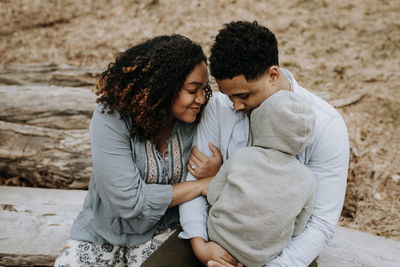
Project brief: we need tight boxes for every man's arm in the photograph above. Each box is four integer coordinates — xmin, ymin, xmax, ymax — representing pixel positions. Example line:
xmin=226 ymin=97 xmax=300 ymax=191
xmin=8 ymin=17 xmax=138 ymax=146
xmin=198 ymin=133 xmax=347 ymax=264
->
xmin=266 ymin=116 xmax=349 ymax=267
xmin=179 ymin=96 xmax=221 ymax=241
xmin=179 ymin=95 xmax=242 ymax=267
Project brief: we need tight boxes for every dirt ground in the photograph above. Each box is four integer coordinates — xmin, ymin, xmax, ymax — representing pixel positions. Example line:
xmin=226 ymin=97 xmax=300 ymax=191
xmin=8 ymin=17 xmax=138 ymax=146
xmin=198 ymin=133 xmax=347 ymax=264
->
xmin=1 ymin=0 xmax=399 ymax=241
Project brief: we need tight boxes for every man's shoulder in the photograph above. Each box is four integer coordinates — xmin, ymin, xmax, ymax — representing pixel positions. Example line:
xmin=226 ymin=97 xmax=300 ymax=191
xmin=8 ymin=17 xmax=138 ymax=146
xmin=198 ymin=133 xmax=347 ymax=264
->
xmin=282 ymin=68 xmax=342 ymax=122
xmin=201 ymin=92 xmax=239 ymax=123
xmin=286 ymin=69 xmax=348 ymax=160
xmin=207 ymin=92 xmax=233 ymax=110
xmin=292 ymin=85 xmax=344 ymax=134
xmin=309 ymin=91 xmax=341 ymax=120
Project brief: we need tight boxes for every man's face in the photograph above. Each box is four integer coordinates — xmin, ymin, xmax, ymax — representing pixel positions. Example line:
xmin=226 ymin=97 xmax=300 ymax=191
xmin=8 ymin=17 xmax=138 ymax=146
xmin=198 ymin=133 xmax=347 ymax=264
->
xmin=216 ymin=73 xmax=273 ymax=114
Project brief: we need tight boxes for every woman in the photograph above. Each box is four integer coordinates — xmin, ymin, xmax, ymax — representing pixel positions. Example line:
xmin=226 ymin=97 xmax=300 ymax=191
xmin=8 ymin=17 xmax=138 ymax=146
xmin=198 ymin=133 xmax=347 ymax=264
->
xmin=55 ymin=35 xmax=212 ymax=266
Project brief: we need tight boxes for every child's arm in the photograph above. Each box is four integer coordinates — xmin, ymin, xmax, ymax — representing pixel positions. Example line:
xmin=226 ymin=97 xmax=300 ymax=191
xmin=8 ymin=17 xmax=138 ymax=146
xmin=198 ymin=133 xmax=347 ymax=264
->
xmin=206 ymin=158 xmax=232 ymax=205
xmin=294 ymin=174 xmax=316 ymax=236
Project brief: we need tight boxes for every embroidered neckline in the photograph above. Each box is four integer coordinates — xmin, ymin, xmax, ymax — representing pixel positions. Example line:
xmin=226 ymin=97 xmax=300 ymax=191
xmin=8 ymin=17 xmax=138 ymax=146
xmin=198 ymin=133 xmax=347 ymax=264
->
xmin=144 ymin=131 xmax=183 ymax=184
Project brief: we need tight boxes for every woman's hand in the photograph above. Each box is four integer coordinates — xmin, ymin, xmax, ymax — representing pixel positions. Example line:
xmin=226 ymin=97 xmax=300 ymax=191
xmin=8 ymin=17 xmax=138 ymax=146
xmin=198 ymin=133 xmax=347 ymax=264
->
xmin=188 ymin=143 xmax=222 ymax=178
xmin=199 ymin=176 xmax=213 ymax=196
xmin=169 ymin=177 xmax=211 ymax=207
xmin=190 ymin=238 xmax=243 ymax=267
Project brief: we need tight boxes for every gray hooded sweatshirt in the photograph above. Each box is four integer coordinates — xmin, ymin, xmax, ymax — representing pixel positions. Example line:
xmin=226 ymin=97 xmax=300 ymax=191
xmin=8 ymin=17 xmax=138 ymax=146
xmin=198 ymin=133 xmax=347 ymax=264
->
xmin=207 ymin=90 xmax=316 ymax=267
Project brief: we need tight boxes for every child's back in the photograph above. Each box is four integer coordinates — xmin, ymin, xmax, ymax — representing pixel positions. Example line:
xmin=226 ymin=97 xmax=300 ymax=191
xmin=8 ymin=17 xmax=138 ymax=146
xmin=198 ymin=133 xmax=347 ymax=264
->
xmin=207 ymin=90 xmax=316 ymax=267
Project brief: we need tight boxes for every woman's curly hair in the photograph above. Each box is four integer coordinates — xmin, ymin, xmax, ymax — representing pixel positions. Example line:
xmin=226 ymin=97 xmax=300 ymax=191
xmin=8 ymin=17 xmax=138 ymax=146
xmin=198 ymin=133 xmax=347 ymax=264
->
xmin=210 ymin=21 xmax=279 ymax=81
xmin=95 ymin=35 xmax=212 ymax=141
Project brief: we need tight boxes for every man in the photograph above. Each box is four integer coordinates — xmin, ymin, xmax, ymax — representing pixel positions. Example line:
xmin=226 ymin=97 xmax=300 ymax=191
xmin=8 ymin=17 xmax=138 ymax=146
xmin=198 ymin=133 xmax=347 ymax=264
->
xmin=179 ymin=21 xmax=349 ymax=267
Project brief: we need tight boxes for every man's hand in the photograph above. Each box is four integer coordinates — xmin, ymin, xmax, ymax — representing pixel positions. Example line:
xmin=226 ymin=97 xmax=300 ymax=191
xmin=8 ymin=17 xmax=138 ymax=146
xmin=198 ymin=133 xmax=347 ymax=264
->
xmin=207 ymin=260 xmax=243 ymax=267
xmin=188 ymin=143 xmax=222 ymax=178
xmin=190 ymin=238 xmax=243 ymax=267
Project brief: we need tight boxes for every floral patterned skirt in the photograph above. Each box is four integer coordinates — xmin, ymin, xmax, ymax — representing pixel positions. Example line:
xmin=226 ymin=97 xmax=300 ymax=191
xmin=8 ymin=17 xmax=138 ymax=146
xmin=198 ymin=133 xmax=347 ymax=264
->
xmin=54 ymin=229 xmax=175 ymax=267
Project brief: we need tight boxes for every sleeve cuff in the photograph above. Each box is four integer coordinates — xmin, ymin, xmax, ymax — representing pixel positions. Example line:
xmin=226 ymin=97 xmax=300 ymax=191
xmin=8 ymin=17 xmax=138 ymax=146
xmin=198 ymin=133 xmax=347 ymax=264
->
xmin=143 ymin=183 xmax=173 ymax=220
xmin=117 ymin=184 xmax=173 ymax=235
xmin=178 ymin=220 xmax=208 ymax=241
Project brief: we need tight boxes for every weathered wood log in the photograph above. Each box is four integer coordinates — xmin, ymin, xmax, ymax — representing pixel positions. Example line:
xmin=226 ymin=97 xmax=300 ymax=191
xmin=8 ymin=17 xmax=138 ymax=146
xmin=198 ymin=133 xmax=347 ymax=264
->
xmin=0 ymin=83 xmax=97 ymax=189
xmin=0 ymin=120 xmax=92 ymax=189
xmin=330 ymin=93 xmax=366 ymax=108
xmin=0 ymin=63 xmax=102 ymax=87
xmin=0 ymin=84 xmax=96 ymax=129
xmin=0 ymin=186 xmax=87 ymax=266
xmin=2 ymin=186 xmax=400 ymax=266
xmin=0 ymin=63 xmax=357 ymax=189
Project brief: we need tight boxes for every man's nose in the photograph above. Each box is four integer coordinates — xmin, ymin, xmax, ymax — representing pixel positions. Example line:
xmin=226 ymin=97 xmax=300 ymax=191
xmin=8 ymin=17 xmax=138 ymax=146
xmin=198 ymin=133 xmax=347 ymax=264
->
xmin=233 ymin=101 xmax=245 ymax=111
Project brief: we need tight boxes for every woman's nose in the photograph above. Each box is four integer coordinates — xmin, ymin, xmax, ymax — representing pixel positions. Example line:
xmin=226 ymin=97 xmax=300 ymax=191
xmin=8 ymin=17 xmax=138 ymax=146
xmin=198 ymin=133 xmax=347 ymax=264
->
xmin=195 ymin=90 xmax=206 ymax=104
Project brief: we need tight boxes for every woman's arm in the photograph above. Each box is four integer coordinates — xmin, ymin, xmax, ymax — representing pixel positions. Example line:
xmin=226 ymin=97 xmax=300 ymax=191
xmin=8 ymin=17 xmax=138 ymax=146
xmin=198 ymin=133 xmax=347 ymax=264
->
xmin=169 ymin=177 xmax=212 ymax=207
xmin=90 ymin=107 xmax=172 ymax=235
xmin=90 ymin=106 xmax=209 ymax=235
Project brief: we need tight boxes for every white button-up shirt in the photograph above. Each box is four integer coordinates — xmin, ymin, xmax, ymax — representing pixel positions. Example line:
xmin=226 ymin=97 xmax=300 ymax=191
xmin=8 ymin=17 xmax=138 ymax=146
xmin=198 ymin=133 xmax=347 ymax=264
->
xmin=179 ymin=69 xmax=349 ymax=267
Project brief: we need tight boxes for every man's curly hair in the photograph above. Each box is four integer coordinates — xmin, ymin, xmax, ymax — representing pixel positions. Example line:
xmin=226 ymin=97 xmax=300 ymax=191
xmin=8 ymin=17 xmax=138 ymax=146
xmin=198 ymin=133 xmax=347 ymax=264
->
xmin=95 ymin=35 xmax=212 ymax=141
xmin=209 ymin=21 xmax=279 ymax=81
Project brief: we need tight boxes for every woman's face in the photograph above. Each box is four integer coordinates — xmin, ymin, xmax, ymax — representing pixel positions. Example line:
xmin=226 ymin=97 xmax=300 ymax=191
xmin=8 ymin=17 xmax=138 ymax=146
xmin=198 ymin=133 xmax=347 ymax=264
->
xmin=172 ymin=62 xmax=209 ymax=123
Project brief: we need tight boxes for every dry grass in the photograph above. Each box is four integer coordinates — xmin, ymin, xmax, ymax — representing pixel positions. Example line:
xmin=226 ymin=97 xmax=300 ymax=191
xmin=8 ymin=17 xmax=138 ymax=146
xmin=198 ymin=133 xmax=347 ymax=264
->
xmin=1 ymin=0 xmax=399 ymax=240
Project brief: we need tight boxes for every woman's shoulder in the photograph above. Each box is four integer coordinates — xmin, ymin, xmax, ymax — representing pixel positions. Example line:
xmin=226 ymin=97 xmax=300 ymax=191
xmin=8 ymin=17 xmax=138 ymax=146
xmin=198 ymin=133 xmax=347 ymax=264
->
xmin=91 ymin=103 xmax=131 ymax=134
xmin=176 ymin=120 xmax=197 ymax=138
xmin=93 ymin=103 xmax=118 ymax=117
xmin=93 ymin=103 xmax=129 ymax=122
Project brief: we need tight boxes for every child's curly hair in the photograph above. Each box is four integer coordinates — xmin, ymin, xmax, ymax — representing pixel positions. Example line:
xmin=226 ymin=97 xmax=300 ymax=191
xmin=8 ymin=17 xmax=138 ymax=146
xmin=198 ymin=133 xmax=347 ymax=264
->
xmin=95 ymin=35 xmax=212 ymax=141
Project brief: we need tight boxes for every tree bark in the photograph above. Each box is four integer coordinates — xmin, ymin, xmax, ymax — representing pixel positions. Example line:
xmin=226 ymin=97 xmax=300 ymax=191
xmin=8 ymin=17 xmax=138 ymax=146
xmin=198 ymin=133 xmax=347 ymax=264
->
xmin=0 ymin=64 xmax=101 ymax=189
xmin=0 ymin=64 xmax=336 ymax=189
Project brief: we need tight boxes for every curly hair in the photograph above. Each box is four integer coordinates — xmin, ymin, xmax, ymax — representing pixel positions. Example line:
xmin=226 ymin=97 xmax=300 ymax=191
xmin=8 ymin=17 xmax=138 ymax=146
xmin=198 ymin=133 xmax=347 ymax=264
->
xmin=95 ymin=35 xmax=212 ymax=141
xmin=209 ymin=21 xmax=279 ymax=81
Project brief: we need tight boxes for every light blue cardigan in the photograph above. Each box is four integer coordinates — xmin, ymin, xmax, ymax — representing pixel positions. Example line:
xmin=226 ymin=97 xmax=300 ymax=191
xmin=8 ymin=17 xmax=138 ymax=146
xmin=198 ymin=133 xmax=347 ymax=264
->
xmin=70 ymin=104 xmax=196 ymax=246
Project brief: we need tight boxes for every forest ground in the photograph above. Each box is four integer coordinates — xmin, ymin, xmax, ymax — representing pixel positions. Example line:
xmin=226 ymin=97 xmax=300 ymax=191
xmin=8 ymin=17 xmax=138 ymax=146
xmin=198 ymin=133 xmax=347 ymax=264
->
xmin=1 ymin=0 xmax=399 ymax=241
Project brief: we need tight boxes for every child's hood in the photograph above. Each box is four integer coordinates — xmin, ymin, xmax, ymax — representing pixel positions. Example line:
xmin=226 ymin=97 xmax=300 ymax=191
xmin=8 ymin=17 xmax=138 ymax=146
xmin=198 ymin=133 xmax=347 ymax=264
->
xmin=250 ymin=90 xmax=316 ymax=155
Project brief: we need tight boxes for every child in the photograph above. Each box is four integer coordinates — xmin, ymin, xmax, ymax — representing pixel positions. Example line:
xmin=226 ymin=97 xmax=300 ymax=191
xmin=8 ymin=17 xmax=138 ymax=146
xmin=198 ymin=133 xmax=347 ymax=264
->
xmin=207 ymin=90 xmax=316 ymax=267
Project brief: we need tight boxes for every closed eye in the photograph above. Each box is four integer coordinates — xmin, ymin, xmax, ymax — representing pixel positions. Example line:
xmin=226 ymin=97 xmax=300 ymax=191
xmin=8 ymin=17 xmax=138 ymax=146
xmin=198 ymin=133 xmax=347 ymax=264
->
xmin=238 ymin=94 xmax=249 ymax=99
xmin=188 ymin=82 xmax=209 ymax=94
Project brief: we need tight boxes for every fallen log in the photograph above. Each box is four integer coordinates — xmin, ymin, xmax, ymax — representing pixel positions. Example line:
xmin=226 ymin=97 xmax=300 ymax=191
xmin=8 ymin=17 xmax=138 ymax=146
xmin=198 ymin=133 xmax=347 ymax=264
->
xmin=0 ymin=84 xmax=95 ymax=129
xmin=0 ymin=64 xmax=364 ymax=189
xmin=0 ymin=186 xmax=87 ymax=266
xmin=0 ymin=63 xmax=101 ymax=87
xmin=0 ymin=84 xmax=96 ymax=189
xmin=2 ymin=186 xmax=400 ymax=266
xmin=329 ymin=93 xmax=366 ymax=108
